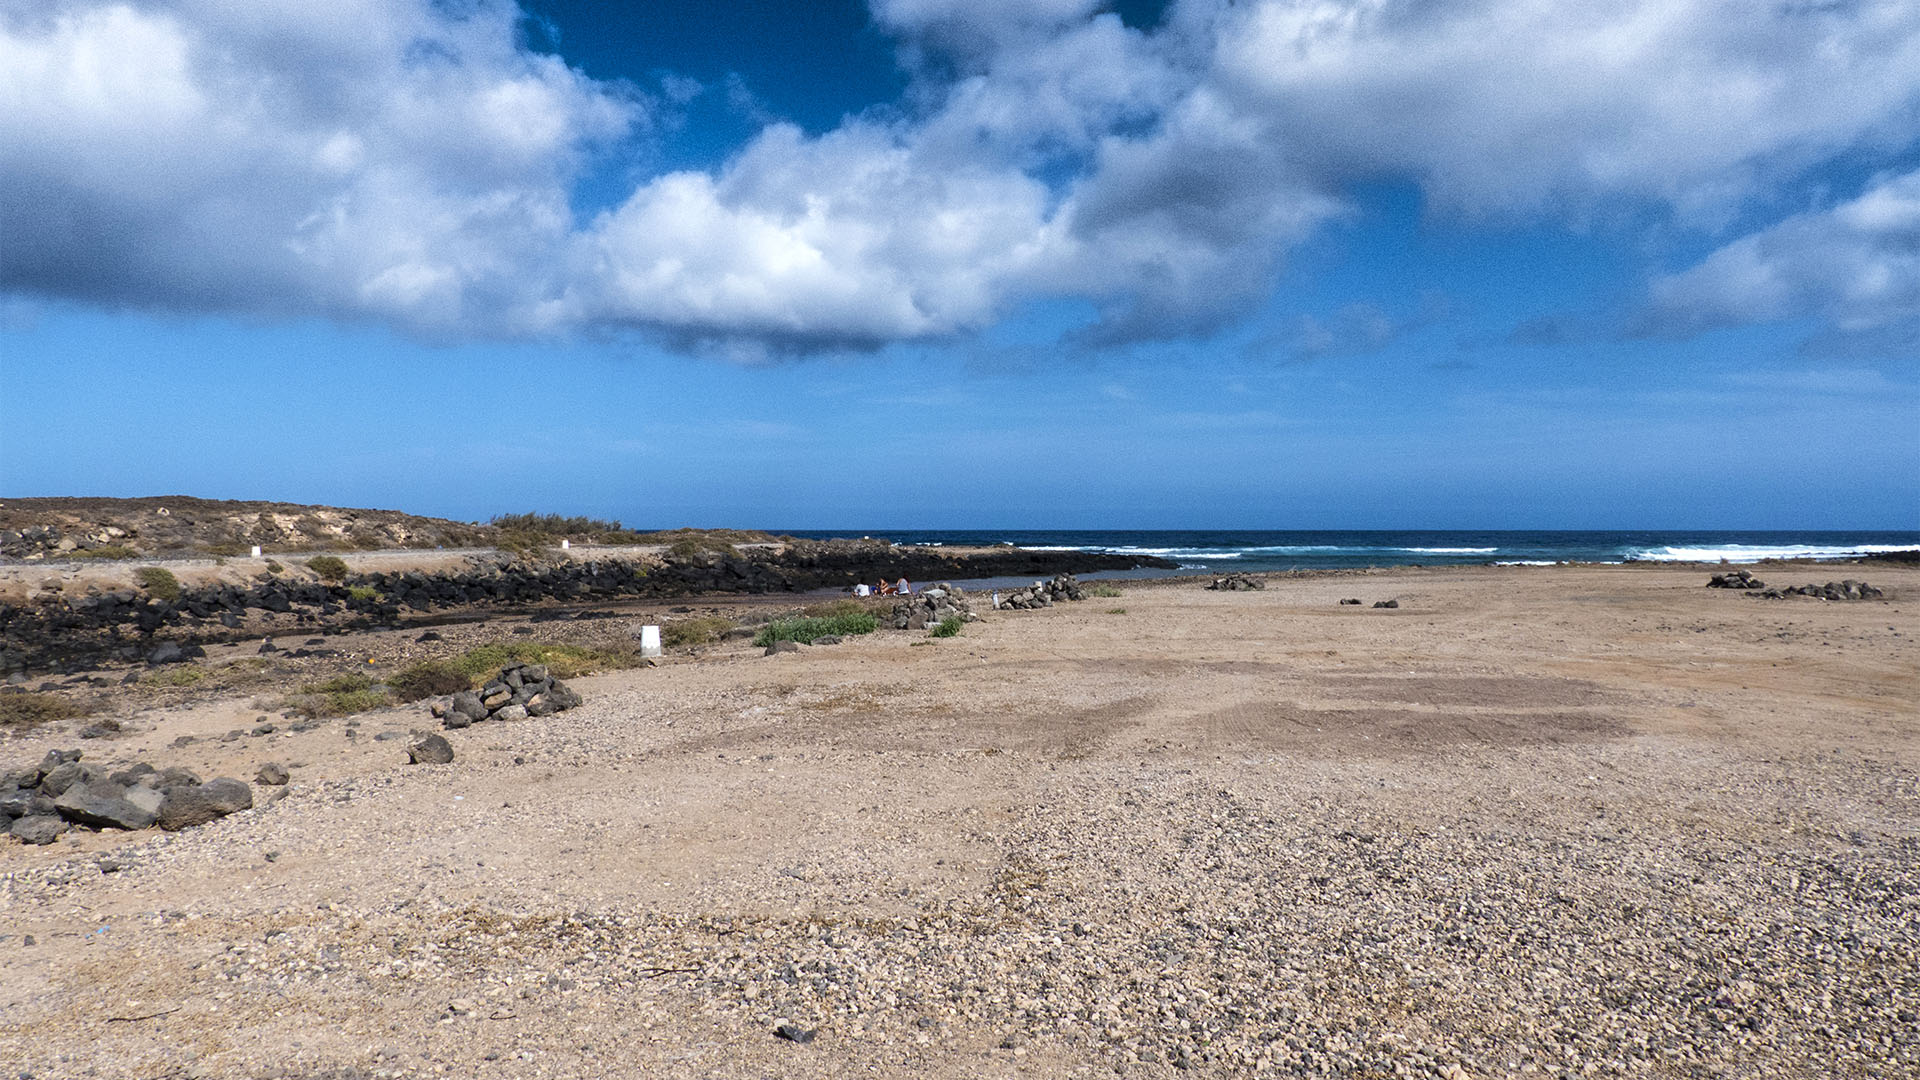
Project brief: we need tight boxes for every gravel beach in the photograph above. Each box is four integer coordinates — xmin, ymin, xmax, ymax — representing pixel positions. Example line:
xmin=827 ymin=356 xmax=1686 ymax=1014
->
xmin=2 ymin=563 xmax=1916 ymax=1079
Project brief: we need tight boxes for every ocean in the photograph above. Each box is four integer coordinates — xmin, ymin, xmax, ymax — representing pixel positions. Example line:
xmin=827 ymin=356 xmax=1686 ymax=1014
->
xmin=779 ymin=530 xmax=1920 ymax=576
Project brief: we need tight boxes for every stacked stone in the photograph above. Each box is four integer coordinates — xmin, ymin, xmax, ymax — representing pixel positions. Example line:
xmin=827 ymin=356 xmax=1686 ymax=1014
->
xmin=3 ymin=749 xmax=262 ymax=845
xmin=1207 ymin=575 xmax=1266 ymax=591
xmin=996 ymin=574 xmax=1085 ymax=610
xmin=891 ymin=584 xmax=979 ymax=630
xmin=435 ymin=662 xmax=583 ymax=728
xmin=1707 ymin=569 xmax=1766 ymax=589
xmin=1754 ymin=580 xmax=1884 ymax=601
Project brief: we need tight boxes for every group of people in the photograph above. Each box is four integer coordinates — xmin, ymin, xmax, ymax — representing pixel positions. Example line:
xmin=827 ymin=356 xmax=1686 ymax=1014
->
xmin=859 ymin=577 xmax=912 ymax=596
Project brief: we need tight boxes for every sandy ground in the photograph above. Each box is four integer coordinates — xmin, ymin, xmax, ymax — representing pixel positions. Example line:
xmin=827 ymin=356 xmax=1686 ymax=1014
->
xmin=1 ymin=563 xmax=1916 ymax=1079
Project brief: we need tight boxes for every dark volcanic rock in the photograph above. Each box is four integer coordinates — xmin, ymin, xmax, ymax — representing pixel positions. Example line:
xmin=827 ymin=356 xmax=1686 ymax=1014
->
xmin=54 ymin=780 xmax=157 ymax=830
xmin=200 ymin=778 xmax=254 ymax=814
xmin=11 ymin=814 xmax=67 ymax=845
xmin=408 ymin=733 xmax=454 ymax=765
xmin=1373 ymin=599 xmax=1400 ymax=609
xmin=765 ymin=640 xmax=803 ymax=656
xmin=1207 ymin=575 xmax=1266 ymax=592
xmin=255 ymin=762 xmax=290 ymax=786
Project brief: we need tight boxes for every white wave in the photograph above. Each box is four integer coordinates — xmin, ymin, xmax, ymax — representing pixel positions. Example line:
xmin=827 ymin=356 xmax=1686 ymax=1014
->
xmin=1627 ymin=543 xmax=1920 ymax=563
xmin=1400 ymin=547 xmax=1499 ymax=554
xmin=1495 ymin=560 xmax=1563 ymax=566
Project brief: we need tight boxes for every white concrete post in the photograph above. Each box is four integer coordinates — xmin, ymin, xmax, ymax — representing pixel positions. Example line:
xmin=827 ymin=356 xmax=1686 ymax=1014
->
xmin=250 ymin=545 xmax=262 ymax=558
xmin=561 ymin=539 xmax=571 ymax=549
xmin=639 ymin=624 xmax=662 ymax=657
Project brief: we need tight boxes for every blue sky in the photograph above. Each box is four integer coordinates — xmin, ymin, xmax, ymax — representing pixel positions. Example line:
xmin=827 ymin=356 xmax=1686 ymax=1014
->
xmin=3 ymin=0 xmax=1917 ymax=529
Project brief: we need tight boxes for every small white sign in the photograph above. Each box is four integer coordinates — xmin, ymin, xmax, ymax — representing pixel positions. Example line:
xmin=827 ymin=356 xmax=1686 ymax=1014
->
xmin=639 ymin=624 xmax=662 ymax=657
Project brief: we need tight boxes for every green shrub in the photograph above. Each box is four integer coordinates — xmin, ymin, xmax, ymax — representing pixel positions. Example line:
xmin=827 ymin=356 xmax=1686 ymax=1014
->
xmin=667 ymin=536 xmax=738 ymax=559
xmin=286 ymin=687 xmax=390 ymax=718
xmin=662 ymin=616 xmax=737 ymax=647
xmin=1106 ymin=607 xmax=1128 ymax=615
xmin=69 ymin=545 xmax=138 ymax=560
xmin=930 ymin=616 xmax=963 ymax=638
xmin=302 ymin=673 xmax=374 ymax=695
xmin=146 ymin=666 xmax=207 ymax=687
xmin=307 ymin=555 xmax=349 ymax=582
xmin=1089 ymin=584 xmax=1124 ymax=598
xmin=135 ymin=566 xmax=181 ymax=602
xmin=345 ymin=585 xmax=381 ymax=603
xmin=0 ymin=692 xmax=89 ymax=729
xmin=448 ymin=641 xmax=632 ymax=680
xmin=388 ymin=660 xmax=472 ymax=702
xmin=264 ymin=559 xmax=285 ymax=574
xmin=752 ymin=612 xmax=879 ymax=647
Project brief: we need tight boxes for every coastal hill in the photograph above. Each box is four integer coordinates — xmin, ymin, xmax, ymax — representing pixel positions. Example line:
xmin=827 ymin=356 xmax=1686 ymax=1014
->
xmin=0 ymin=497 xmax=782 ymax=560
xmin=0 ymin=496 xmax=501 ymax=558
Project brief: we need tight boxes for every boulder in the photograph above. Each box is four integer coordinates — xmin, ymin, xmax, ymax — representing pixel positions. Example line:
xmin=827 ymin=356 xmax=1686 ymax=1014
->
xmin=158 ymin=787 xmax=224 ymax=831
xmin=156 ymin=766 xmax=202 ymax=789
xmin=408 ymin=733 xmax=454 ymax=765
xmin=54 ymin=780 xmax=158 ymax=830
xmin=1373 ymin=599 xmax=1400 ymax=609
xmin=1707 ymin=569 xmax=1765 ymax=590
xmin=39 ymin=761 xmax=94 ymax=797
xmin=10 ymin=815 xmax=67 ymax=845
xmin=492 ymin=704 xmax=528 ymax=722
xmin=449 ymin=691 xmax=487 ymax=722
xmin=255 ymin=762 xmax=290 ymax=786
xmin=1207 ymin=575 xmax=1265 ymax=591
xmin=765 ymin=640 xmax=803 ymax=656
xmin=199 ymin=778 xmax=254 ymax=815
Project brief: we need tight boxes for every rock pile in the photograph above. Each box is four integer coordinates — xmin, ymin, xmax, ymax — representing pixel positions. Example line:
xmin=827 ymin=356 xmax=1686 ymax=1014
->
xmin=1754 ymin=580 xmax=1885 ymax=601
xmin=432 ymin=662 xmax=583 ymax=729
xmin=891 ymin=584 xmax=979 ymax=629
xmin=1707 ymin=569 xmax=1766 ymax=589
xmin=1207 ymin=575 xmax=1266 ymax=591
xmin=4 ymin=749 xmax=260 ymax=845
xmin=994 ymin=574 xmax=1085 ymax=610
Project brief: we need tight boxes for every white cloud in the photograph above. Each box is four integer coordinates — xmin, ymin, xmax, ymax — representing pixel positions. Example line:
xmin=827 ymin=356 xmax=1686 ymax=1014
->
xmin=3 ymin=0 xmax=1919 ymax=348
xmin=0 ymin=0 xmax=635 ymax=332
xmin=1648 ymin=168 xmax=1920 ymax=334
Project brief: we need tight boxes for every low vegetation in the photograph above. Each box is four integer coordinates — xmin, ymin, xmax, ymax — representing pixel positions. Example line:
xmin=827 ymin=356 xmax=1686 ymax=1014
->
xmin=0 ymin=692 xmax=91 ymax=730
xmin=307 ymin=554 xmax=349 ymax=582
xmin=662 ymin=616 xmax=737 ymax=648
xmin=495 ymin=530 xmax=558 ymax=557
xmin=388 ymin=660 xmax=471 ymax=703
xmin=345 ymin=585 xmax=381 ymax=603
xmin=1089 ymin=584 xmax=1125 ymax=598
xmin=135 ymin=566 xmax=181 ymax=602
xmin=264 ymin=559 xmax=285 ymax=574
xmin=753 ymin=612 xmax=880 ymax=647
xmin=930 ymin=616 xmax=963 ymax=638
xmin=446 ymin=641 xmax=635 ymax=680
xmin=1106 ymin=607 xmax=1128 ymax=615
xmin=145 ymin=666 xmax=207 ymax=687
xmin=286 ymin=672 xmax=389 ymax=718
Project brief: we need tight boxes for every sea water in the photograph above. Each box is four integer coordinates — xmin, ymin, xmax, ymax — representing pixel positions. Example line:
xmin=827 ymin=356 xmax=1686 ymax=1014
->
xmin=780 ymin=530 xmax=1920 ymax=576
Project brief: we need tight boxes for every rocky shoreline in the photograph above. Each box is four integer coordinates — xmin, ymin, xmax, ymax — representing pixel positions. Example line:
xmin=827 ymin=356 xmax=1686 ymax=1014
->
xmin=0 ymin=541 xmax=1173 ymax=675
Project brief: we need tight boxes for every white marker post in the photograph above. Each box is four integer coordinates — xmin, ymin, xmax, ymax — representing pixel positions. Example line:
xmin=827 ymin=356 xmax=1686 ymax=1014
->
xmin=250 ymin=546 xmax=262 ymax=558
xmin=561 ymin=539 xmax=570 ymax=549
xmin=639 ymin=624 xmax=662 ymax=657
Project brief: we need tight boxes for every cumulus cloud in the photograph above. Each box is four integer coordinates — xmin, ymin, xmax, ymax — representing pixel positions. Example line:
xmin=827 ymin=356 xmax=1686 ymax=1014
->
xmin=1646 ymin=167 xmax=1920 ymax=336
xmin=0 ymin=0 xmax=635 ymax=333
xmin=3 ymin=0 xmax=1920 ymax=348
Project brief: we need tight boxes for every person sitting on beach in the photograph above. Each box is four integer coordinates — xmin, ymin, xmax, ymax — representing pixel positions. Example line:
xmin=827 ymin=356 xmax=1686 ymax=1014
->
xmin=896 ymin=577 xmax=912 ymax=595
xmin=876 ymin=579 xmax=895 ymax=596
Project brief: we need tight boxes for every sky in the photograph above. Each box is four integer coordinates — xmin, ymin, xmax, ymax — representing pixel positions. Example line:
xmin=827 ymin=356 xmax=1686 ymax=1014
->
xmin=2 ymin=0 xmax=1917 ymax=530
